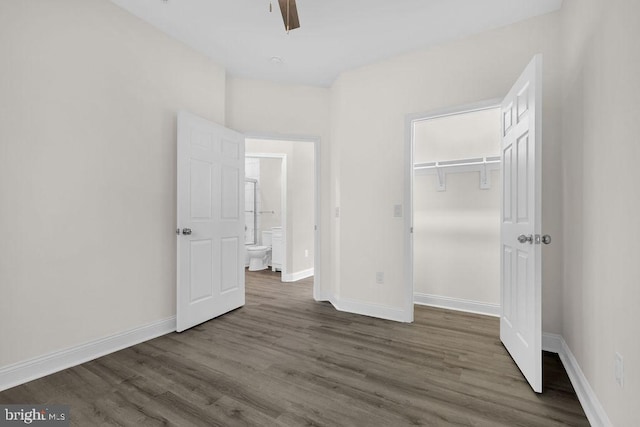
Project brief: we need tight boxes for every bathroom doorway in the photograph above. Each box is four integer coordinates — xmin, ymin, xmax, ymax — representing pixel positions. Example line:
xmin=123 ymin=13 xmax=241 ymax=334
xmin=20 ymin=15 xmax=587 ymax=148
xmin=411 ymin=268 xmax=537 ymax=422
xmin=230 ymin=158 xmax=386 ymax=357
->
xmin=245 ymin=154 xmax=286 ymax=275
xmin=409 ymin=101 xmax=502 ymax=316
xmin=244 ymin=137 xmax=318 ymax=294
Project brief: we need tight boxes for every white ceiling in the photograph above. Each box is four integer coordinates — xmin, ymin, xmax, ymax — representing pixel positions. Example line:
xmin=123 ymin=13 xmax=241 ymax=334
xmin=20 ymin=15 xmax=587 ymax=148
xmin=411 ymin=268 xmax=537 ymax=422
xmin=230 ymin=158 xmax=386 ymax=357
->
xmin=110 ymin=0 xmax=563 ymax=87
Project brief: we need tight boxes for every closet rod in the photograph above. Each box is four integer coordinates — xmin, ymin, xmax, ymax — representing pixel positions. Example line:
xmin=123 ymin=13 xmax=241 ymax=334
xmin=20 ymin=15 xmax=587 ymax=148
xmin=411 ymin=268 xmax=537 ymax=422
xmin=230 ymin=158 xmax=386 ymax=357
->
xmin=414 ymin=156 xmax=501 ymax=191
xmin=414 ymin=156 xmax=500 ymax=171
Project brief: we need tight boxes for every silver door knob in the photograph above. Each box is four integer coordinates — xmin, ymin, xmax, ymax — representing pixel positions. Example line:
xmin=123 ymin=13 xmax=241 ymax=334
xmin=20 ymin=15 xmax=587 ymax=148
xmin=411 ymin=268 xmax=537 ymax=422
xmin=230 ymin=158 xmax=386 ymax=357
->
xmin=182 ymin=228 xmax=192 ymax=235
xmin=542 ymin=235 xmax=551 ymax=244
xmin=518 ymin=234 xmax=533 ymax=244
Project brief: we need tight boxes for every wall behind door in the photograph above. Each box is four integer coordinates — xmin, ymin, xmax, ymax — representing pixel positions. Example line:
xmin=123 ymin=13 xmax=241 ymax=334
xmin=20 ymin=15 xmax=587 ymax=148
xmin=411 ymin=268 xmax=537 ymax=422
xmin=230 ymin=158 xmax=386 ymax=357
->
xmin=256 ymin=158 xmax=283 ymax=235
xmin=0 ymin=0 xmax=226 ymax=367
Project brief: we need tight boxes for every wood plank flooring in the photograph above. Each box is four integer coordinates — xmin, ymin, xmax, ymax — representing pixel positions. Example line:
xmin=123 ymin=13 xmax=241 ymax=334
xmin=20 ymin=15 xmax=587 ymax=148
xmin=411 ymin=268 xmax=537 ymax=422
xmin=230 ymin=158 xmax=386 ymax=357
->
xmin=0 ymin=270 xmax=588 ymax=426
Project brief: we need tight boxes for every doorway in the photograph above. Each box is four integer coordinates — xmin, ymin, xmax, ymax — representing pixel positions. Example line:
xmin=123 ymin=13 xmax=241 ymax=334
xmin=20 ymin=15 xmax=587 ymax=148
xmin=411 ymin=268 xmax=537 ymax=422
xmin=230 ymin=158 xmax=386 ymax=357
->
xmin=244 ymin=137 xmax=318 ymax=295
xmin=403 ymin=55 xmax=544 ymax=394
xmin=411 ymin=104 xmax=502 ymax=316
xmin=245 ymin=154 xmax=287 ymax=275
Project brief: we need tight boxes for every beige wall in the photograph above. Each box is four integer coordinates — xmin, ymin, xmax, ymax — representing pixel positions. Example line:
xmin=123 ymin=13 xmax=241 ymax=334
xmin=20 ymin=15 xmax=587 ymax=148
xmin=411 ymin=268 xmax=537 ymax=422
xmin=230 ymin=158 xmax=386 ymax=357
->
xmin=414 ymin=109 xmax=502 ymax=161
xmin=289 ymin=142 xmax=316 ymax=274
xmin=330 ymin=12 xmax=563 ymax=330
xmin=0 ymin=0 xmax=226 ymax=366
xmin=255 ymin=157 xmax=283 ymax=234
xmin=246 ymin=140 xmax=315 ymax=275
xmin=561 ymin=0 xmax=640 ymax=424
xmin=414 ymin=109 xmax=501 ymax=305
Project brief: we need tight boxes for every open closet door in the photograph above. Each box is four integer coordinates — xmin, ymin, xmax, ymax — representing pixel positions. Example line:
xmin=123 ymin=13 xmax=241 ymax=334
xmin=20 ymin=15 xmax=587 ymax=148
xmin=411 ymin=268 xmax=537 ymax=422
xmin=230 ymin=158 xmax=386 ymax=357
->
xmin=500 ymin=55 xmax=543 ymax=392
xmin=176 ymin=111 xmax=245 ymax=332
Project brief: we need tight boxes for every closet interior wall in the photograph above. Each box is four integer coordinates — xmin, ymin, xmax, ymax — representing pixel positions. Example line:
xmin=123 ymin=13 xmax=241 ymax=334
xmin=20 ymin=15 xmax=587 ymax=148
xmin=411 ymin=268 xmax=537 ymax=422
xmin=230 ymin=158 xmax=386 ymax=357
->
xmin=413 ymin=107 xmax=502 ymax=310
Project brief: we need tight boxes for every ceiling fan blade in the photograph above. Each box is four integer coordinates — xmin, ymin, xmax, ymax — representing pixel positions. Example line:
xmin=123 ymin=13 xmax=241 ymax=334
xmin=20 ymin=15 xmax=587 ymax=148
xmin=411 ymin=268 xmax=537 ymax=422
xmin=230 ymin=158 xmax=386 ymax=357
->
xmin=278 ymin=0 xmax=300 ymax=31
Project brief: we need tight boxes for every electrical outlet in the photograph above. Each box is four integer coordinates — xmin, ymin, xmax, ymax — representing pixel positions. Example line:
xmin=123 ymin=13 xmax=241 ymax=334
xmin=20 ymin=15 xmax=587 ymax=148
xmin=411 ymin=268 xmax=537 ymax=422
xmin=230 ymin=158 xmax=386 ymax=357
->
xmin=376 ymin=272 xmax=384 ymax=284
xmin=615 ymin=353 xmax=624 ymax=387
xmin=335 ymin=207 xmax=340 ymax=218
xmin=304 ymin=249 xmax=309 ymax=258
xmin=393 ymin=204 xmax=403 ymax=218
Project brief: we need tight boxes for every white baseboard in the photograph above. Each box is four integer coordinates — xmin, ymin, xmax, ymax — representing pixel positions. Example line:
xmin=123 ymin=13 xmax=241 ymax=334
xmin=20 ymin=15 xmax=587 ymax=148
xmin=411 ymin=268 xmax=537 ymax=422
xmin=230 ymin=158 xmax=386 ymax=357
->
xmin=414 ymin=293 xmax=500 ymax=317
xmin=0 ymin=316 xmax=176 ymax=392
xmin=330 ymin=296 xmax=410 ymax=323
xmin=541 ymin=332 xmax=564 ymax=353
xmin=542 ymin=333 xmax=612 ymax=427
xmin=282 ymin=268 xmax=314 ymax=282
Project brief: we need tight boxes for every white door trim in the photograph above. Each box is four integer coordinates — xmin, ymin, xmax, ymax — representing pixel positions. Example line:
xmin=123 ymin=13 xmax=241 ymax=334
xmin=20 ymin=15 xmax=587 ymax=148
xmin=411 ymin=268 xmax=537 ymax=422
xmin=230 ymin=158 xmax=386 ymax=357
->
xmin=403 ymin=99 xmax=503 ymax=323
xmin=244 ymin=133 xmax=322 ymax=301
xmin=245 ymin=153 xmax=288 ymax=276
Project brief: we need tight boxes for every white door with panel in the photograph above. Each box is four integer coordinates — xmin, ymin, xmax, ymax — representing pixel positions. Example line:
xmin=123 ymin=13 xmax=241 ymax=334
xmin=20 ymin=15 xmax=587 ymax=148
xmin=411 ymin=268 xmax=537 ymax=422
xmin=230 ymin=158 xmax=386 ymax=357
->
xmin=177 ymin=111 xmax=245 ymax=333
xmin=500 ymin=55 xmax=543 ymax=392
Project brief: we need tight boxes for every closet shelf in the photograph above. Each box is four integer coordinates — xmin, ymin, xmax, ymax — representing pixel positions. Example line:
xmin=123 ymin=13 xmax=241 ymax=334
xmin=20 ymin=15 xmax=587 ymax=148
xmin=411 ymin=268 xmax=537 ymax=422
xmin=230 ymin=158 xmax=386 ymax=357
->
xmin=414 ymin=156 xmax=501 ymax=191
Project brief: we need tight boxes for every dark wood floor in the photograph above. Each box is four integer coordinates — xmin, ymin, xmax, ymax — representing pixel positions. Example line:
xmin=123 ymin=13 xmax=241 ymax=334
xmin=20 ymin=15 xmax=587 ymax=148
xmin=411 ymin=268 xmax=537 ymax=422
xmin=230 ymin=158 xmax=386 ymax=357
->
xmin=0 ymin=270 xmax=588 ymax=426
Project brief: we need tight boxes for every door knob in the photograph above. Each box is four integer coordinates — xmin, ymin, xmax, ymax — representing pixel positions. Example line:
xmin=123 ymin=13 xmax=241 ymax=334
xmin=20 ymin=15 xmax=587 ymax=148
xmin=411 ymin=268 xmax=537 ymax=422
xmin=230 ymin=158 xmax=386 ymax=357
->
xmin=182 ymin=228 xmax=192 ymax=235
xmin=541 ymin=235 xmax=551 ymax=244
xmin=518 ymin=234 xmax=533 ymax=244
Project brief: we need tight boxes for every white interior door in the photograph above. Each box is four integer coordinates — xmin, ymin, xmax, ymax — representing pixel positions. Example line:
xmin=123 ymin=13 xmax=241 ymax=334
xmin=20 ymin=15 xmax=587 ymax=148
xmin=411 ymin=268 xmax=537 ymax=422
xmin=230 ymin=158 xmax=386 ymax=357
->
xmin=177 ymin=111 xmax=245 ymax=332
xmin=500 ymin=55 xmax=543 ymax=392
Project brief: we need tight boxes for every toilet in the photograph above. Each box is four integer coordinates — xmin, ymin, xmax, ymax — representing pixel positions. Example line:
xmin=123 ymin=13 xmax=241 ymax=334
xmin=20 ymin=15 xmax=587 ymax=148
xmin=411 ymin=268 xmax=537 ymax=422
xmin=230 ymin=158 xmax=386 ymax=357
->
xmin=246 ymin=230 xmax=273 ymax=271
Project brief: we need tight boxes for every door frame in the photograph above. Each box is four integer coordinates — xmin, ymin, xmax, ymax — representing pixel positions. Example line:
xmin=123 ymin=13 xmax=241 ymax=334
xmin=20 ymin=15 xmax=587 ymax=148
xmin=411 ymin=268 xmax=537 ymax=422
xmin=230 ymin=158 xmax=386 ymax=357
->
xmin=245 ymin=153 xmax=288 ymax=276
xmin=245 ymin=133 xmax=322 ymax=301
xmin=403 ymin=98 xmax=503 ymax=322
